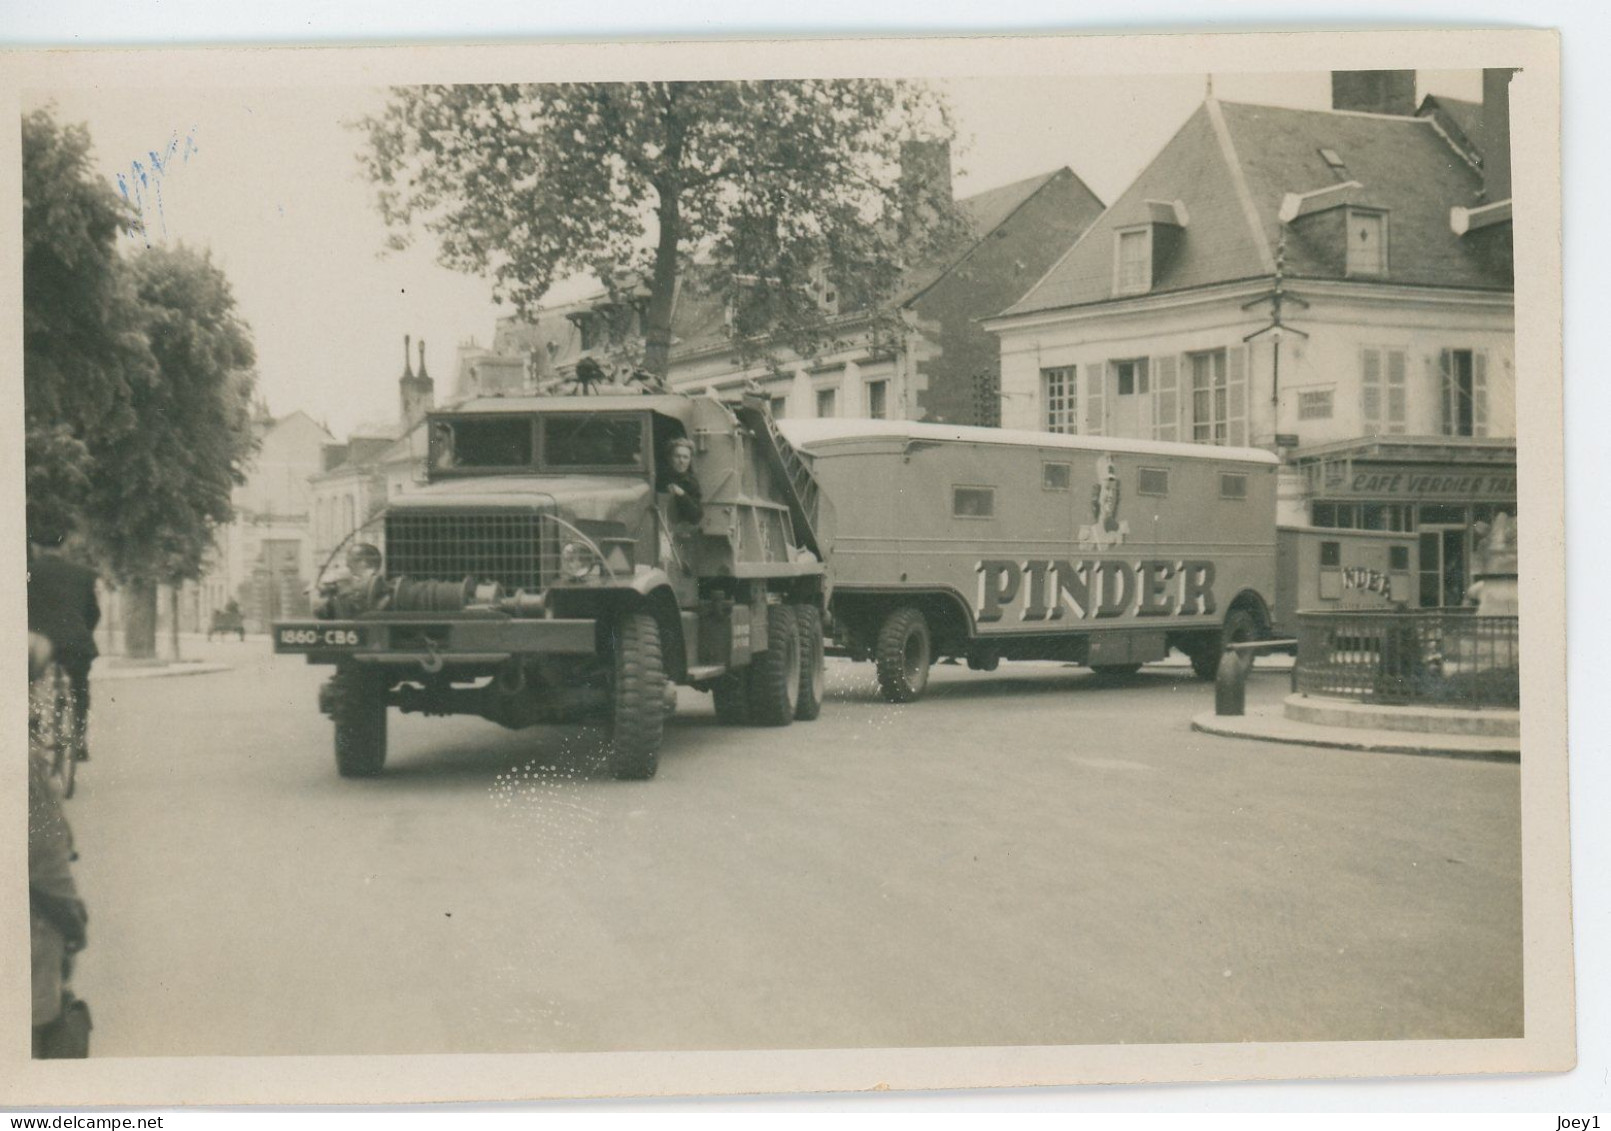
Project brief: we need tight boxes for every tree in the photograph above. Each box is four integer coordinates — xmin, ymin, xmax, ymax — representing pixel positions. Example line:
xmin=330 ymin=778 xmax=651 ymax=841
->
xmin=359 ymin=81 xmax=965 ymax=377
xmin=86 ymin=246 xmax=259 ymax=658
xmin=22 ymin=108 xmax=152 ymax=538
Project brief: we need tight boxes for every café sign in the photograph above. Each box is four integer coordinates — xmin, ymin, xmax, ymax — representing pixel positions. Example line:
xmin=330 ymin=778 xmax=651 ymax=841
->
xmin=1319 ymin=462 xmax=1516 ymax=501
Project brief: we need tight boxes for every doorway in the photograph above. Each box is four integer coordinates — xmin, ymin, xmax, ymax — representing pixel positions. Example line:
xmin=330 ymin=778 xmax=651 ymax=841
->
xmin=1417 ymin=525 xmax=1468 ymax=608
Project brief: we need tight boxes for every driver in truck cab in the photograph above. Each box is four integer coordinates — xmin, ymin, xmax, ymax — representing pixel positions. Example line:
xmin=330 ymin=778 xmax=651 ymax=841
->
xmin=660 ymin=437 xmax=703 ymax=526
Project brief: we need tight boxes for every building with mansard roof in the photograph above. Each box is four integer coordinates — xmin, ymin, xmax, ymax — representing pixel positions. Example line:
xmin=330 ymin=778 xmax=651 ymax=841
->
xmin=984 ymin=70 xmax=1516 ymax=608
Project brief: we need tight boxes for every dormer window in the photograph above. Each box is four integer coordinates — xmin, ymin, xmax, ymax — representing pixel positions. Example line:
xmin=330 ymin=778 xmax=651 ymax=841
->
xmin=1345 ymin=208 xmax=1387 ymax=277
xmin=1115 ymin=227 xmax=1152 ymax=295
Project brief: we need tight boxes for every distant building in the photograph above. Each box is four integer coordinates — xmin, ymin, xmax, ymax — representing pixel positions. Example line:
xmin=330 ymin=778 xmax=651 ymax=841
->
xmin=309 ymin=336 xmax=435 ymax=571
xmin=985 ymin=70 xmax=1516 ymax=608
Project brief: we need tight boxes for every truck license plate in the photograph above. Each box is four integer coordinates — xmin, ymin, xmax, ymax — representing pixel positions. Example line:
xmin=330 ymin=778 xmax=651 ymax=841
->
xmin=276 ymin=626 xmax=367 ymax=651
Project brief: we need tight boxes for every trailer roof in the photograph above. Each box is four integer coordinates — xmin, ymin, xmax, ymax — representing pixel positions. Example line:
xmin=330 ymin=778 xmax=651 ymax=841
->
xmin=779 ymin=418 xmax=1281 ymax=465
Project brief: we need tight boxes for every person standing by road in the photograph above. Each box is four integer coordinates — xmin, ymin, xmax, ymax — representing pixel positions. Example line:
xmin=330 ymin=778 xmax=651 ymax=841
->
xmin=29 ymin=633 xmax=91 ymax=1057
xmin=27 ymin=523 xmax=101 ymax=762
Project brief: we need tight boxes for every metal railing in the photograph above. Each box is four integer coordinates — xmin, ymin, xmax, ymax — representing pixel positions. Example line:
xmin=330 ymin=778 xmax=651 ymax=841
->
xmin=1294 ymin=609 xmax=1519 ymax=709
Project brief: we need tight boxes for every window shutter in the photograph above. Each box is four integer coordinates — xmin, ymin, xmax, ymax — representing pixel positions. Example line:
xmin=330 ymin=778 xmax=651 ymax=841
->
xmin=1473 ymin=351 xmax=1489 ymax=437
xmin=1361 ymin=348 xmax=1382 ymax=433
xmin=1386 ymin=350 xmax=1407 ymax=434
xmin=1226 ymin=346 xmax=1248 ymax=447
xmin=1152 ymin=355 xmax=1178 ymax=441
xmin=1087 ymin=362 xmax=1106 ymax=435
xmin=1438 ymin=349 xmax=1455 ymax=436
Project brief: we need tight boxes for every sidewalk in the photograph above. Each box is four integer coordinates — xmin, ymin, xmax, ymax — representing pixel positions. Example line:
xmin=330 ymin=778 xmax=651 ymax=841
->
xmin=91 ymin=632 xmax=267 ymax=681
xmin=1191 ymin=704 xmax=1521 ymax=762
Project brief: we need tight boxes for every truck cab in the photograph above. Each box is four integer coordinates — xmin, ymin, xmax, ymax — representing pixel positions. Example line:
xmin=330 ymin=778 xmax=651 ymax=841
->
xmin=275 ymin=390 xmax=829 ymax=782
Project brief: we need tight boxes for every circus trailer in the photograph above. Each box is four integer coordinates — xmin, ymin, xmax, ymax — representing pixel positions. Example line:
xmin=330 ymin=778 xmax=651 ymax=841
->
xmin=780 ymin=419 xmax=1281 ymax=702
xmin=1270 ymin=526 xmax=1419 ymax=635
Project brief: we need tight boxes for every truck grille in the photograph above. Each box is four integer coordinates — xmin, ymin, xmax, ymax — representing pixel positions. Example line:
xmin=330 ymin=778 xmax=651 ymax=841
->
xmin=385 ymin=512 xmax=552 ymax=593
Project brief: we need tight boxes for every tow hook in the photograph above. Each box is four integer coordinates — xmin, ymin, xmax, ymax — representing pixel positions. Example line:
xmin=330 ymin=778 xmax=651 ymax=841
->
xmin=420 ymin=640 xmax=445 ymax=675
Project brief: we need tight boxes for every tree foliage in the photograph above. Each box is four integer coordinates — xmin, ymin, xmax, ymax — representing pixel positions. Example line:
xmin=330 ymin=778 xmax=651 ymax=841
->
xmin=359 ymin=81 xmax=966 ymax=375
xmin=23 ymin=107 xmax=259 ymax=588
xmin=22 ymin=109 xmax=153 ymax=536
xmin=87 ymin=245 xmax=259 ymax=585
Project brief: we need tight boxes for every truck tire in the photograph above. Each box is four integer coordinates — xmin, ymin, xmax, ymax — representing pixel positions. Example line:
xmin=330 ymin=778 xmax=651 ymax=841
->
xmin=794 ymin=603 xmax=826 ymax=721
xmin=1190 ymin=607 xmax=1260 ymax=682
xmin=875 ymin=606 xmax=931 ymax=703
xmin=609 ymin=612 xmax=665 ymax=780
xmin=745 ymin=604 xmax=800 ymax=726
xmin=330 ymin=664 xmax=388 ymax=778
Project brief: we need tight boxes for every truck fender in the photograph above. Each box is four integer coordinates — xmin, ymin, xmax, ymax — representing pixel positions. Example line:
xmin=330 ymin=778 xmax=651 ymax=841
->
xmin=627 ymin=567 xmax=675 ymax=597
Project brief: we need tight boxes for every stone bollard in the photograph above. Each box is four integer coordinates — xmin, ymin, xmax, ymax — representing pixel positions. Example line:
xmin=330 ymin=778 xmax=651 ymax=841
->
xmin=1215 ymin=648 xmax=1250 ymax=716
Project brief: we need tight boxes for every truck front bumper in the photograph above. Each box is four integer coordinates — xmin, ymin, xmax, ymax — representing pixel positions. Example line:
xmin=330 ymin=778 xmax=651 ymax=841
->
xmin=272 ymin=615 xmax=598 ymax=666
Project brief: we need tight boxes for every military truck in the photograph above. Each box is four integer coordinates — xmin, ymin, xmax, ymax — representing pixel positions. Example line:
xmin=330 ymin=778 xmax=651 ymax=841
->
xmin=273 ymin=390 xmax=830 ymax=781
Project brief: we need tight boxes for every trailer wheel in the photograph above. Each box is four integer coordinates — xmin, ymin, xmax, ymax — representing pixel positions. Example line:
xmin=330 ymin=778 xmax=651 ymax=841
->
xmin=608 ymin=612 xmax=665 ymax=780
xmin=711 ymin=674 xmax=749 ymax=725
xmin=794 ymin=603 xmax=826 ymax=721
xmin=329 ymin=664 xmax=388 ymax=778
xmin=875 ymin=606 xmax=931 ymax=703
xmin=1190 ymin=608 xmax=1260 ymax=682
xmin=745 ymin=605 xmax=800 ymax=726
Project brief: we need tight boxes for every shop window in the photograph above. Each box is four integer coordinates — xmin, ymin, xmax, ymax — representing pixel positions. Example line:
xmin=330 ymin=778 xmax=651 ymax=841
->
xmin=1138 ymin=467 xmax=1170 ymax=496
xmin=1043 ymin=366 xmax=1076 ymax=434
xmin=1419 ymin=503 xmax=1468 ymax=525
xmin=1298 ymin=389 xmax=1334 ymax=420
xmin=953 ymin=486 xmax=996 ymax=519
xmin=1361 ymin=503 xmax=1413 ymax=532
xmin=1220 ymin=473 xmax=1247 ymax=499
xmin=1042 ymin=463 xmax=1072 ymax=491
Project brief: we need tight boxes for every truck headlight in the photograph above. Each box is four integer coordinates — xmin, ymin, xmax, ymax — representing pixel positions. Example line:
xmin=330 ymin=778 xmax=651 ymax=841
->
xmin=559 ymin=541 xmax=598 ymax=579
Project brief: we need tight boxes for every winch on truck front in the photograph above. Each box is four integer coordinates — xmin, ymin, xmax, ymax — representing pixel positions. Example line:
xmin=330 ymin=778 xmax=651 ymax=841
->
xmin=274 ymin=389 xmax=832 ymax=782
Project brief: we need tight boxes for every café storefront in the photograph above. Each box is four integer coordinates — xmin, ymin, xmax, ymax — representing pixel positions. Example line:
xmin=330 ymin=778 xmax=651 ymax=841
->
xmin=1290 ymin=437 xmax=1518 ymax=609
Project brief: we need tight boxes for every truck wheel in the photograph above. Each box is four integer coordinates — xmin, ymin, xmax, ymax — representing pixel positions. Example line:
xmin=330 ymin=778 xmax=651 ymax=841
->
xmin=330 ymin=664 xmax=388 ymax=778
xmin=1190 ymin=608 xmax=1260 ymax=682
xmin=711 ymin=675 xmax=749 ymax=725
xmin=794 ymin=603 xmax=826 ymax=721
xmin=875 ymin=606 xmax=931 ymax=703
xmin=745 ymin=604 xmax=800 ymax=726
xmin=609 ymin=612 xmax=665 ymax=780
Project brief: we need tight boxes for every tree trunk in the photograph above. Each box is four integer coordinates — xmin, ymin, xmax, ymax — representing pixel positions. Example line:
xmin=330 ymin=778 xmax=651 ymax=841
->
xmin=169 ymin=584 xmax=181 ymax=661
xmin=642 ymin=102 xmax=685 ymax=379
xmin=123 ymin=581 xmax=159 ymax=660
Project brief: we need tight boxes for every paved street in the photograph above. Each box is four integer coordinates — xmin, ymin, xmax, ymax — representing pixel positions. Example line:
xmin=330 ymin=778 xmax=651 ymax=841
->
xmin=69 ymin=638 xmax=1522 ymax=1056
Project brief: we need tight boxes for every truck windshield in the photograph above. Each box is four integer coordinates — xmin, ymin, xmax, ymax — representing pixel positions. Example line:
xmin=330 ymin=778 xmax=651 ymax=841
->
xmin=430 ymin=417 xmax=534 ymax=471
xmin=541 ymin=414 xmax=646 ymax=471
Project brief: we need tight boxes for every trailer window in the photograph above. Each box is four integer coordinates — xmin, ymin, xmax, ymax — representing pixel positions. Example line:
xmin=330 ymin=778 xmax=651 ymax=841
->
xmin=1220 ymin=472 xmax=1248 ymax=499
xmin=1320 ymin=541 xmax=1341 ymax=567
xmin=1390 ymin=545 xmax=1412 ymax=571
xmin=953 ymin=487 xmax=996 ymax=519
xmin=1138 ymin=467 xmax=1169 ymax=496
xmin=1042 ymin=463 xmax=1072 ymax=491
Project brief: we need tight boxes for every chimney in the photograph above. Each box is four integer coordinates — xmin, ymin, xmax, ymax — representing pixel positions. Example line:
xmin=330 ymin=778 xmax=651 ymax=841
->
xmin=899 ymin=139 xmax=954 ymax=240
xmin=400 ymin=333 xmax=434 ymax=426
xmin=1481 ymin=68 xmax=1515 ymax=201
xmin=1331 ymin=71 xmax=1417 ymax=116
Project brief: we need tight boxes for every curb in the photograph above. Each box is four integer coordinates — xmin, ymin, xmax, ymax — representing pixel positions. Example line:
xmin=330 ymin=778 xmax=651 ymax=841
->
xmin=1190 ymin=711 xmax=1520 ymax=763
xmin=92 ymin=662 xmax=234 ymax=682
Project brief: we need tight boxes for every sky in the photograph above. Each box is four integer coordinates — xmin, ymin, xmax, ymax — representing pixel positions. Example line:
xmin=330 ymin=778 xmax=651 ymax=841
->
xmin=29 ymin=70 xmax=1483 ymax=439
